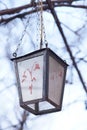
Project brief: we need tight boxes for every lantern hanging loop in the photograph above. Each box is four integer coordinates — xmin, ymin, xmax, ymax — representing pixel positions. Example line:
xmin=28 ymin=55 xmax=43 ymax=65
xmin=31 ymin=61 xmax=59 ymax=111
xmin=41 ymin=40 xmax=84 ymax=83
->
xmin=13 ymin=52 xmax=17 ymax=58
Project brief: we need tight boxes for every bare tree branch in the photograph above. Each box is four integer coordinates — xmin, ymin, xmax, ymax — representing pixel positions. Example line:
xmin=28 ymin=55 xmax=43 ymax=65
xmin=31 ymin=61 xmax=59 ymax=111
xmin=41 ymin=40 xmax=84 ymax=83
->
xmin=0 ymin=1 xmax=87 ymax=16
xmin=0 ymin=3 xmax=33 ymax=16
xmin=0 ymin=6 xmax=49 ymax=24
xmin=19 ymin=111 xmax=29 ymax=130
xmin=46 ymin=0 xmax=87 ymax=93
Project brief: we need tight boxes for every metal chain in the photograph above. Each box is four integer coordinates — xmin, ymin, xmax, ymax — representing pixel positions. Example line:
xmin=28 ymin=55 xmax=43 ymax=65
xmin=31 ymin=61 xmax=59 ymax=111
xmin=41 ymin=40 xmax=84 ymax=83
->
xmin=36 ymin=0 xmax=48 ymax=49
xmin=13 ymin=0 xmax=48 ymax=57
xmin=13 ymin=17 xmax=30 ymax=57
xmin=13 ymin=3 xmax=35 ymax=57
xmin=40 ymin=0 xmax=43 ymax=49
xmin=36 ymin=1 xmax=41 ymax=48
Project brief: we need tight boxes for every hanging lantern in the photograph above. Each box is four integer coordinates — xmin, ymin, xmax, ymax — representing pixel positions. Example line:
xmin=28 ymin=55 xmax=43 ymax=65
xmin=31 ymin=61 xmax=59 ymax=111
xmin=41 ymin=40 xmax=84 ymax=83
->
xmin=12 ymin=48 xmax=68 ymax=115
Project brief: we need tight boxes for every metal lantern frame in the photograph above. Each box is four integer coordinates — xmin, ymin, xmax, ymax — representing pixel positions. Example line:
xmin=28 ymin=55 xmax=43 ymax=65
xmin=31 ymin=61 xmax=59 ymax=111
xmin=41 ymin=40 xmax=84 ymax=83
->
xmin=12 ymin=48 xmax=68 ymax=115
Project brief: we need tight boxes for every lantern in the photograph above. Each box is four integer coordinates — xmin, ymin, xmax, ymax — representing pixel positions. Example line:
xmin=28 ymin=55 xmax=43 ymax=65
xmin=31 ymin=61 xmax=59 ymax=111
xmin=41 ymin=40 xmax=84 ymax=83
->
xmin=12 ymin=48 xmax=68 ymax=115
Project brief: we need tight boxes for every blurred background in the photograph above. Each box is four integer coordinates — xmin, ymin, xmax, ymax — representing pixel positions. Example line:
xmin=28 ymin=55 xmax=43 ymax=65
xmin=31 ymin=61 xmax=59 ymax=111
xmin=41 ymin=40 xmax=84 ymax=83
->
xmin=0 ymin=0 xmax=87 ymax=130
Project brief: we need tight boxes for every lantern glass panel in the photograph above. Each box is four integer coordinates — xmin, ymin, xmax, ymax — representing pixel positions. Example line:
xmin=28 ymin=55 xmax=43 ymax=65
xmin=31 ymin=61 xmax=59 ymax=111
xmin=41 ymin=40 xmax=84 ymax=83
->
xmin=39 ymin=101 xmax=55 ymax=111
xmin=17 ymin=55 xmax=44 ymax=102
xmin=28 ymin=104 xmax=35 ymax=110
xmin=48 ymin=56 xmax=64 ymax=106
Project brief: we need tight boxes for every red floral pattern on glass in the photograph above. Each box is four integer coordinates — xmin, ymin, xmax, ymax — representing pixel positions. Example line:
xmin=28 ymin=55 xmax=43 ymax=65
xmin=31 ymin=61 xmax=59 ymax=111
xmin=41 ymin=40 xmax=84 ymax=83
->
xmin=21 ymin=62 xmax=40 ymax=94
xmin=50 ymin=71 xmax=62 ymax=81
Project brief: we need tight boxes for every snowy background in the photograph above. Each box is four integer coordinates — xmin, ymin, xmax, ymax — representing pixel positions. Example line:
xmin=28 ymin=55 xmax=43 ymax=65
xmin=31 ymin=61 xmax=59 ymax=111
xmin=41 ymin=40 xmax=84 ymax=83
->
xmin=0 ymin=0 xmax=87 ymax=130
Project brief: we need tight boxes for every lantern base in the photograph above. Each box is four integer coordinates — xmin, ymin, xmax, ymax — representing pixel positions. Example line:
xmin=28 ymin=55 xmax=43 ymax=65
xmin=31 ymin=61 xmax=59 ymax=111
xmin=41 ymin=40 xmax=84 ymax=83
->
xmin=20 ymin=99 xmax=61 ymax=115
